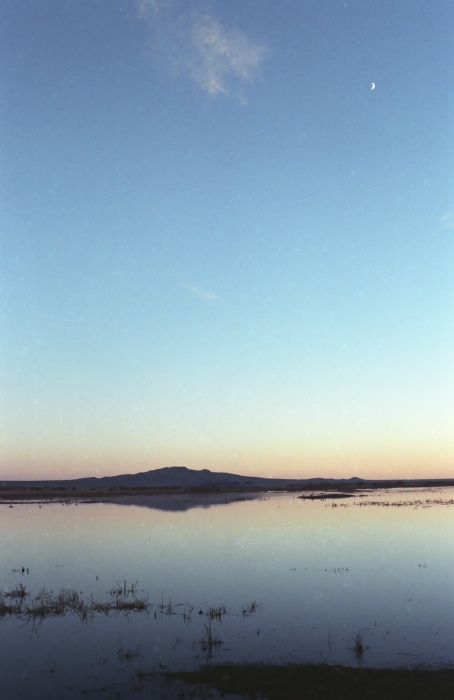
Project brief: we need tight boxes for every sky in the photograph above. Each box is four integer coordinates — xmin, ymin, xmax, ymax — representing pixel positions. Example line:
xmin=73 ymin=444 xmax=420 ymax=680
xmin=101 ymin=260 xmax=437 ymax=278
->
xmin=1 ymin=0 xmax=453 ymax=481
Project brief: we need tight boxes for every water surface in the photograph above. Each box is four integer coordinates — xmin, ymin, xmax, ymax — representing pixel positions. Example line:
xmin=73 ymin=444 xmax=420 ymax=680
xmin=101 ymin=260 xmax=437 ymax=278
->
xmin=1 ymin=488 xmax=453 ymax=698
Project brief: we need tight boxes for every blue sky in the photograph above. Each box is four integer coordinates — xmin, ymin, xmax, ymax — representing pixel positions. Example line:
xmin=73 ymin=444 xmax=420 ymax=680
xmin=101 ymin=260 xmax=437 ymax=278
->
xmin=2 ymin=0 xmax=453 ymax=480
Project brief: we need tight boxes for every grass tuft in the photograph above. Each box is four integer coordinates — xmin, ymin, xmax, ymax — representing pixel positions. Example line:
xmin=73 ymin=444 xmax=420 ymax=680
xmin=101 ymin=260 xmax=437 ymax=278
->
xmin=351 ymin=630 xmax=370 ymax=659
xmin=200 ymin=619 xmax=223 ymax=655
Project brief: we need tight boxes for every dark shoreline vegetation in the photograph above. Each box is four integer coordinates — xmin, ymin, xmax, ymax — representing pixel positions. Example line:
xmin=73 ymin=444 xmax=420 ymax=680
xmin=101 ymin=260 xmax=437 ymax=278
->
xmin=1 ymin=478 xmax=454 ymax=503
xmin=165 ymin=663 xmax=454 ymax=699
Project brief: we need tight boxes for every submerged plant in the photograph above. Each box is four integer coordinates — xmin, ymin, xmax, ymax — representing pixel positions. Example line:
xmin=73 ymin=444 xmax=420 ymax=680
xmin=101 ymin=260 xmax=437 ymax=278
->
xmin=22 ymin=587 xmax=87 ymax=622
xmin=118 ymin=647 xmax=141 ymax=662
xmin=0 ymin=583 xmax=28 ymax=617
xmin=0 ymin=598 xmax=20 ymax=616
xmin=199 ymin=619 xmax=222 ymax=656
xmin=207 ymin=605 xmax=226 ymax=621
xmin=7 ymin=582 xmax=28 ymax=599
xmin=242 ymin=601 xmax=259 ymax=616
xmin=110 ymin=580 xmax=138 ymax=597
xmin=115 ymin=597 xmax=149 ymax=612
xmin=351 ymin=631 xmax=370 ymax=659
xmin=8 ymin=582 xmax=151 ymax=626
xmin=159 ymin=595 xmax=175 ymax=615
xmin=182 ymin=605 xmax=193 ymax=624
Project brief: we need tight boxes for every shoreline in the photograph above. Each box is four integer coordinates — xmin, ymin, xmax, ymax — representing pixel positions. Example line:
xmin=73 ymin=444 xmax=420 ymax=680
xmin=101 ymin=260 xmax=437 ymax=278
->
xmin=1 ymin=480 xmax=453 ymax=504
xmin=0 ymin=485 xmax=267 ymax=504
xmin=165 ymin=662 xmax=454 ymax=699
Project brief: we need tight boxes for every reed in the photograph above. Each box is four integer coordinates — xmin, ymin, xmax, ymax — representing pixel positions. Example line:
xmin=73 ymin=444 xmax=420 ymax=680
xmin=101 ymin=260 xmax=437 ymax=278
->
xmin=7 ymin=582 xmax=28 ymax=599
xmin=109 ymin=580 xmax=138 ymax=597
xmin=159 ymin=594 xmax=175 ymax=615
xmin=200 ymin=619 xmax=222 ymax=654
xmin=351 ymin=631 xmax=370 ymax=659
xmin=207 ymin=604 xmax=226 ymax=621
xmin=242 ymin=601 xmax=259 ymax=616
xmin=0 ymin=582 xmax=152 ymax=623
xmin=115 ymin=597 xmax=149 ymax=612
xmin=1 ymin=581 xmax=260 ymax=635
xmin=0 ymin=598 xmax=20 ymax=616
xmin=118 ymin=647 xmax=141 ymax=662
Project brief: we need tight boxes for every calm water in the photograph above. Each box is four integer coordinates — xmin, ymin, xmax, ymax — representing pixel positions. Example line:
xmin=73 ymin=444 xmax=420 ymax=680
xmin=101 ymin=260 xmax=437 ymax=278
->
xmin=1 ymin=488 xmax=454 ymax=698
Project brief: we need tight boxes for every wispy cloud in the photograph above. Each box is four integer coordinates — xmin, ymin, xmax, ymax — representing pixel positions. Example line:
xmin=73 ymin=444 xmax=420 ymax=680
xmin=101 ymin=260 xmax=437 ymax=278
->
xmin=439 ymin=211 xmax=454 ymax=230
xmin=136 ymin=0 xmax=267 ymax=101
xmin=181 ymin=283 xmax=224 ymax=303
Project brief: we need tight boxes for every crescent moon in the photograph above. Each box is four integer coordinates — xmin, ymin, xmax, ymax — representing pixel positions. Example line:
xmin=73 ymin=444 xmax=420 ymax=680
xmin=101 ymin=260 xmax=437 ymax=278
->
xmin=371 ymin=82 xmax=376 ymax=90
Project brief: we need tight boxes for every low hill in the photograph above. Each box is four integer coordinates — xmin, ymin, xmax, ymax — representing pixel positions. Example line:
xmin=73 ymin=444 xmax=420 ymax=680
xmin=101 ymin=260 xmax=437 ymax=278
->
xmin=1 ymin=467 xmax=452 ymax=492
xmin=1 ymin=466 xmax=359 ymax=490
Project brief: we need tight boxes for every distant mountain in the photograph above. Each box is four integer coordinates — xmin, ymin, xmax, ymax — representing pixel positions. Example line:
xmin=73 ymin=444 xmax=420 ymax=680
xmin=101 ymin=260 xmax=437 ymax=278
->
xmin=67 ymin=466 xmax=304 ymax=489
xmin=2 ymin=467 xmax=450 ymax=491
xmin=1 ymin=466 xmax=360 ymax=489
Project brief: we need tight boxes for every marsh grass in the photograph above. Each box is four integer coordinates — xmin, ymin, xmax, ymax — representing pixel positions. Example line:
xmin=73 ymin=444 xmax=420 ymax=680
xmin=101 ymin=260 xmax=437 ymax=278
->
xmin=23 ymin=588 xmax=88 ymax=621
xmin=207 ymin=604 xmax=226 ymax=621
xmin=0 ymin=582 xmax=29 ymax=615
xmin=200 ymin=619 xmax=223 ymax=654
xmin=351 ymin=630 xmax=370 ymax=659
xmin=114 ymin=597 xmax=149 ymax=612
xmin=331 ymin=497 xmax=454 ymax=509
xmin=0 ymin=580 xmax=150 ymax=624
xmin=1 ymin=580 xmax=259 ymax=647
xmin=0 ymin=598 xmax=21 ymax=616
xmin=182 ymin=605 xmax=194 ymax=624
xmin=118 ymin=647 xmax=141 ymax=662
xmin=159 ymin=595 xmax=176 ymax=615
xmin=242 ymin=601 xmax=259 ymax=616
xmin=110 ymin=579 xmax=138 ymax=597
xmin=88 ymin=596 xmax=149 ymax=614
xmin=89 ymin=598 xmax=113 ymax=614
xmin=8 ymin=582 xmax=28 ymax=599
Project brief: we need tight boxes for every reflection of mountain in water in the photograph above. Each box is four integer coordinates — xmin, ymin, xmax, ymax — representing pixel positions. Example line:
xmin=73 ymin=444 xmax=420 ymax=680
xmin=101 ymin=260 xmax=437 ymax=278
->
xmin=3 ymin=467 xmax=452 ymax=504
xmin=100 ymin=492 xmax=260 ymax=512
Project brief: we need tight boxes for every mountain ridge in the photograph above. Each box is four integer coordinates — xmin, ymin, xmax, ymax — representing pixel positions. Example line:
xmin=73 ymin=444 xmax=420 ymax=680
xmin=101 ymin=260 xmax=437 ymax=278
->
xmin=1 ymin=465 xmax=318 ymax=489
xmin=2 ymin=466 xmax=451 ymax=490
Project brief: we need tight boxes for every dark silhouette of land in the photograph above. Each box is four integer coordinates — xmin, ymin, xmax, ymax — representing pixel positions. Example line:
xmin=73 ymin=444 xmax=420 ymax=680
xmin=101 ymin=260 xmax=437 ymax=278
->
xmin=1 ymin=466 xmax=453 ymax=502
xmin=167 ymin=662 xmax=454 ymax=699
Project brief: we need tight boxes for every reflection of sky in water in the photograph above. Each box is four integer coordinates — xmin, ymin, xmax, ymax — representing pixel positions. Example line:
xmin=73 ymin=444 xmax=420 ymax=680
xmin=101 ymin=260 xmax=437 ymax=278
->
xmin=1 ymin=489 xmax=454 ymax=697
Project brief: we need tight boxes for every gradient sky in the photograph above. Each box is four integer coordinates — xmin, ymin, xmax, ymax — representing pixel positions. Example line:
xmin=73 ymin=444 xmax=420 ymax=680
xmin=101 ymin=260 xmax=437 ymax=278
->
xmin=2 ymin=0 xmax=453 ymax=481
